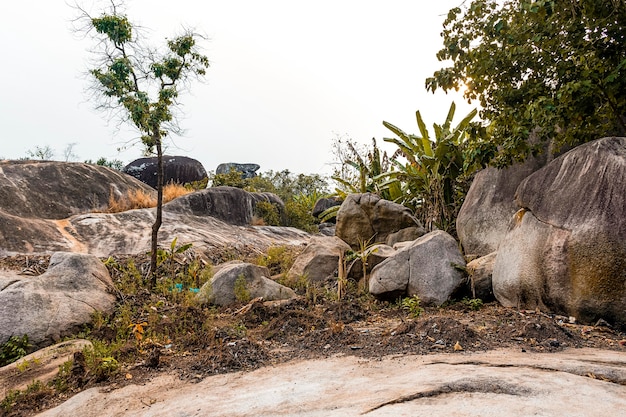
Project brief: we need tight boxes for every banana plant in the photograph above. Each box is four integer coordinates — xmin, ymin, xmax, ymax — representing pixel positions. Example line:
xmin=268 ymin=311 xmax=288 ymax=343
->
xmin=382 ymin=102 xmax=484 ymax=234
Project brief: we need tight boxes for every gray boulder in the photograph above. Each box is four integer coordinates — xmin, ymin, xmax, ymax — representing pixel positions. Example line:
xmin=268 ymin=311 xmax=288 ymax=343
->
xmin=287 ymin=236 xmax=351 ymax=284
xmin=492 ymin=137 xmax=626 ymax=328
xmin=335 ymin=193 xmax=421 ymax=250
xmin=0 ymin=252 xmax=116 ymax=349
xmin=369 ymin=230 xmax=466 ymax=305
xmin=456 ymin=155 xmax=546 ymax=257
xmin=385 ymin=226 xmax=427 ymax=247
xmin=311 ymin=196 xmax=342 ymax=220
xmin=346 ymin=244 xmax=396 ymax=280
xmin=199 ymin=262 xmax=296 ymax=306
xmin=0 ymin=160 xmax=155 ymax=219
xmin=123 ymin=156 xmax=208 ymax=189
xmin=466 ymin=252 xmax=497 ymax=301
xmin=215 ymin=163 xmax=260 ymax=179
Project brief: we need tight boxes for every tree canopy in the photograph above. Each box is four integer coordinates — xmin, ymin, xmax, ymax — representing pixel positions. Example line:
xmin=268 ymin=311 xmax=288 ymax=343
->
xmin=426 ymin=0 xmax=626 ymax=166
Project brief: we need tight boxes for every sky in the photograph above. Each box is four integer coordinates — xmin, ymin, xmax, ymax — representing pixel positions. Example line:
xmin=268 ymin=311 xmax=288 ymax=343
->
xmin=0 ymin=0 xmax=472 ymax=176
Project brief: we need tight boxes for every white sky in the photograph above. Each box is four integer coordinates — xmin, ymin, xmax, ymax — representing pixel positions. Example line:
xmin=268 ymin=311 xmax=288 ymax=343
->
xmin=0 ymin=0 xmax=472 ymax=176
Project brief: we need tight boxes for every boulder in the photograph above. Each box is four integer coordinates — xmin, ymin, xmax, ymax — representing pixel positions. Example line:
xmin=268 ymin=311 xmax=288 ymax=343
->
xmin=385 ymin=226 xmax=427 ymax=247
xmin=311 ymin=196 xmax=342 ymax=221
xmin=199 ymin=262 xmax=296 ymax=306
xmin=0 ymin=160 xmax=155 ymax=219
xmin=492 ymin=137 xmax=626 ymax=328
xmin=346 ymin=244 xmax=396 ymax=280
xmin=456 ymin=155 xmax=546 ymax=257
xmin=287 ymin=236 xmax=351 ymax=284
xmin=466 ymin=252 xmax=497 ymax=301
xmin=335 ymin=193 xmax=421 ymax=249
xmin=369 ymin=230 xmax=466 ymax=305
xmin=0 ymin=252 xmax=116 ymax=349
xmin=215 ymin=162 xmax=260 ymax=179
xmin=123 ymin=156 xmax=208 ymax=189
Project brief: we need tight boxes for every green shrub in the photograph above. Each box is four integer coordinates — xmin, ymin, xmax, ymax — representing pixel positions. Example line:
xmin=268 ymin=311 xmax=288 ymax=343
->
xmin=234 ymin=274 xmax=251 ymax=303
xmin=401 ymin=295 xmax=424 ymax=319
xmin=0 ymin=335 xmax=30 ymax=367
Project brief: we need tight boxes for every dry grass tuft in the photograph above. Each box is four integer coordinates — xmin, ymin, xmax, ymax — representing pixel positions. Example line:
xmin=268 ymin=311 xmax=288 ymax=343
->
xmin=104 ymin=184 xmax=192 ymax=213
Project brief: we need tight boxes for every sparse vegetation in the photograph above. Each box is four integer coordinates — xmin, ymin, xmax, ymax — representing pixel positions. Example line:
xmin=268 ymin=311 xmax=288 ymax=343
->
xmin=0 ymin=334 xmax=30 ymax=367
xmin=401 ymin=295 xmax=424 ymax=319
xmin=102 ymin=183 xmax=192 ymax=213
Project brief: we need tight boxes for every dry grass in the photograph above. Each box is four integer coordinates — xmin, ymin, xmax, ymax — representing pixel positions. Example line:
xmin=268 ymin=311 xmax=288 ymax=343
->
xmin=105 ymin=184 xmax=192 ymax=213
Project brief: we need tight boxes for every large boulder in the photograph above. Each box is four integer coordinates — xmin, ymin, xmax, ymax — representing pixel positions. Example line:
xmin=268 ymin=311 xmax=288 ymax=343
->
xmin=0 ymin=160 xmax=155 ymax=219
xmin=199 ymin=262 xmax=296 ymax=306
xmin=456 ymin=155 xmax=546 ymax=257
xmin=492 ymin=137 xmax=626 ymax=328
xmin=0 ymin=252 xmax=116 ymax=349
xmin=215 ymin=163 xmax=260 ymax=179
xmin=287 ymin=236 xmax=351 ymax=284
xmin=335 ymin=193 xmax=421 ymax=250
xmin=466 ymin=252 xmax=497 ymax=302
xmin=369 ymin=230 xmax=466 ymax=305
xmin=311 ymin=196 xmax=342 ymax=221
xmin=123 ymin=156 xmax=208 ymax=189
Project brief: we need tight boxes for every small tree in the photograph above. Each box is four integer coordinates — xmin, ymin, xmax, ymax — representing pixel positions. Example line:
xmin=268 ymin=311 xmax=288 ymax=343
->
xmin=77 ymin=1 xmax=209 ymax=288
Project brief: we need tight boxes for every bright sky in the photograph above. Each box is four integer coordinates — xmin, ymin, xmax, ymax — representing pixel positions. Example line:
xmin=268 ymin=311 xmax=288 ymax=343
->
xmin=0 ymin=0 xmax=471 ymax=176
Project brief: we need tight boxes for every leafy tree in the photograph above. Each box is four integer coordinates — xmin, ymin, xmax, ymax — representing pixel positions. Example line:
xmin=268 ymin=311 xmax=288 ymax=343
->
xmin=85 ymin=157 xmax=125 ymax=170
xmin=78 ymin=1 xmax=209 ymax=288
xmin=426 ymin=0 xmax=626 ymax=166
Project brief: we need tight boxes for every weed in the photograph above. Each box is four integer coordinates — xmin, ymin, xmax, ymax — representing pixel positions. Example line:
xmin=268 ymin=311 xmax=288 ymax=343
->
xmin=401 ymin=295 xmax=424 ymax=319
xmin=462 ymin=297 xmax=484 ymax=311
xmin=255 ymin=245 xmax=300 ymax=276
xmin=0 ymin=334 xmax=30 ymax=367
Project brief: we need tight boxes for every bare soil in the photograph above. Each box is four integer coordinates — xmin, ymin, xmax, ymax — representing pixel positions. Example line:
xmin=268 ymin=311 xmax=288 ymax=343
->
xmin=1 ymin=254 xmax=625 ymax=417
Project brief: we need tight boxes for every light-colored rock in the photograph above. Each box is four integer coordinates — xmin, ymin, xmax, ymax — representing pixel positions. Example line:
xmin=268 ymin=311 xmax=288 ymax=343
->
xmin=0 ymin=252 xmax=116 ymax=349
xmin=456 ymin=155 xmax=546 ymax=257
xmin=369 ymin=230 xmax=466 ymax=305
xmin=199 ymin=262 xmax=296 ymax=306
xmin=385 ymin=226 xmax=426 ymax=247
xmin=335 ymin=193 xmax=421 ymax=249
xmin=466 ymin=252 xmax=497 ymax=301
xmin=493 ymin=137 xmax=626 ymax=328
xmin=347 ymin=244 xmax=396 ymax=280
xmin=36 ymin=348 xmax=626 ymax=417
xmin=0 ymin=339 xmax=91 ymax=398
xmin=287 ymin=236 xmax=350 ymax=284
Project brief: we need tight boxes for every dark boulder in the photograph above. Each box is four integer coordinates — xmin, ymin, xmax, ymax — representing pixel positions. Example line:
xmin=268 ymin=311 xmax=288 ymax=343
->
xmin=123 ymin=156 xmax=207 ymax=189
xmin=311 ymin=196 xmax=342 ymax=221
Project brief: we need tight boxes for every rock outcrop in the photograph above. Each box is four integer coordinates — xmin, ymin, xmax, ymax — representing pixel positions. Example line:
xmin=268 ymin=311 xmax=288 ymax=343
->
xmin=492 ymin=137 xmax=626 ymax=328
xmin=369 ymin=230 xmax=466 ymax=304
xmin=123 ymin=156 xmax=207 ymax=189
xmin=215 ymin=162 xmax=260 ymax=179
xmin=335 ymin=193 xmax=421 ymax=250
xmin=199 ymin=262 xmax=296 ymax=306
xmin=0 ymin=252 xmax=116 ymax=349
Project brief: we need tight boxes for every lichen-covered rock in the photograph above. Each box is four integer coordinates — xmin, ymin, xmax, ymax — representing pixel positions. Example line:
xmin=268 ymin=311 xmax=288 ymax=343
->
xmin=493 ymin=137 xmax=626 ymax=328
xmin=369 ymin=230 xmax=466 ymax=305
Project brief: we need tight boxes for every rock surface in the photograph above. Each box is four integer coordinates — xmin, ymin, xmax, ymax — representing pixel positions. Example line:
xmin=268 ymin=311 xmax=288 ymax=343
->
xmin=36 ymin=348 xmax=626 ymax=417
xmin=369 ymin=230 xmax=466 ymax=304
xmin=493 ymin=137 xmax=626 ymax=328
xmin=0 ymin=252 xmax=115 ymax=348
xmin=199 ymin=262 xmax=296 ymax=306
xmin=335 ymin=193 xmax=421 ymax=249
xmin=466 ymin=252 xmax=497 ymax=302
xmin=456 ymin=156 xmax=546 ymax=257
xmin=215 ymin=162 xmax=260 ymax=179
xmin=287 ymin=236 xmax=350 ymax=284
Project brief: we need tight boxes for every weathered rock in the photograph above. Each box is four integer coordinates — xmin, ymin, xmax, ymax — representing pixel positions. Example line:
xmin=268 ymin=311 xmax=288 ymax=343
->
xmin=466 ymin=252 xmax=497 ymax=301
xmin=0 ymin=339 xmax=92 ymax=398
xmin=317 ymin=222 xmax=336 ymax=236
xmin=36 ymin=349 xmax=626 ymax=417
xmin=492 ymin=137 xmax=626 ymax=328
xmin=456 ymin=155 xmax=546 ymax=257
xmin=199 ymin=262 xmax=296 ymax=306
xmin=335 ymin=193 xmax=421 ymax=249
xmin=287 ymin=236 xmax=351 ymax=284
xmin=369 ymin=230 xmax=466 ymax=305
xmin=215 ymin=162 xmax=260 ymax=179
xmin=346 ymin=244 xmax=396 ymax=280
xmin=123 ymin=156 xmax=207 ymax=189
xmin=385 ymin=226 xmax=427 ymax=247
xmin=0 ymin=160 xmax=155 ymax=219
xmin=311 ymin=196 xmax=342 ymax=220
xmin=0 ymin=252 xmax=116 ymax=349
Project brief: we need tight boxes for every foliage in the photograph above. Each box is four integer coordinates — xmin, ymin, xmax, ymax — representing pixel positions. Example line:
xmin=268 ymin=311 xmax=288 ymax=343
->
xmin=79 ymin=1 xmax=209 ymax=288
xmin=0 ymin=334 xmax=30 ymax=367
xmin=25 ymin=145 xmax=54 ymax=160
xmin=234 ymin=274 xmax=251 ymax=303
xmin=85 ymin=157 xmax=125 ymax=170
xmin=253 ymin=200 xmax=281 ymax=226
xmin=426 ymin=0 xmax=626 ymax=166
xmin=382 ymin=102 xmax=493 ymax=234
xmin=401 ymin=295 xmax=424 ymax=319
xmin=462 ymin=297 xmax=484 ymax=311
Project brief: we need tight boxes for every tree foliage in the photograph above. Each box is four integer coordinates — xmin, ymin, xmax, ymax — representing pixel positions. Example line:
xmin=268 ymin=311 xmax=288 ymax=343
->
xmin=426 ymin=0 xmax=626 ymax=166
xmin=78 ymin=1 xmax=209 ymax=288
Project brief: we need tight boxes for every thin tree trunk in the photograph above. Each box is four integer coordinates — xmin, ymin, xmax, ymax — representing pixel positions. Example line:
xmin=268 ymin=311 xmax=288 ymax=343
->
xmin=150 ymin=135 xmax=164 ymax=289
